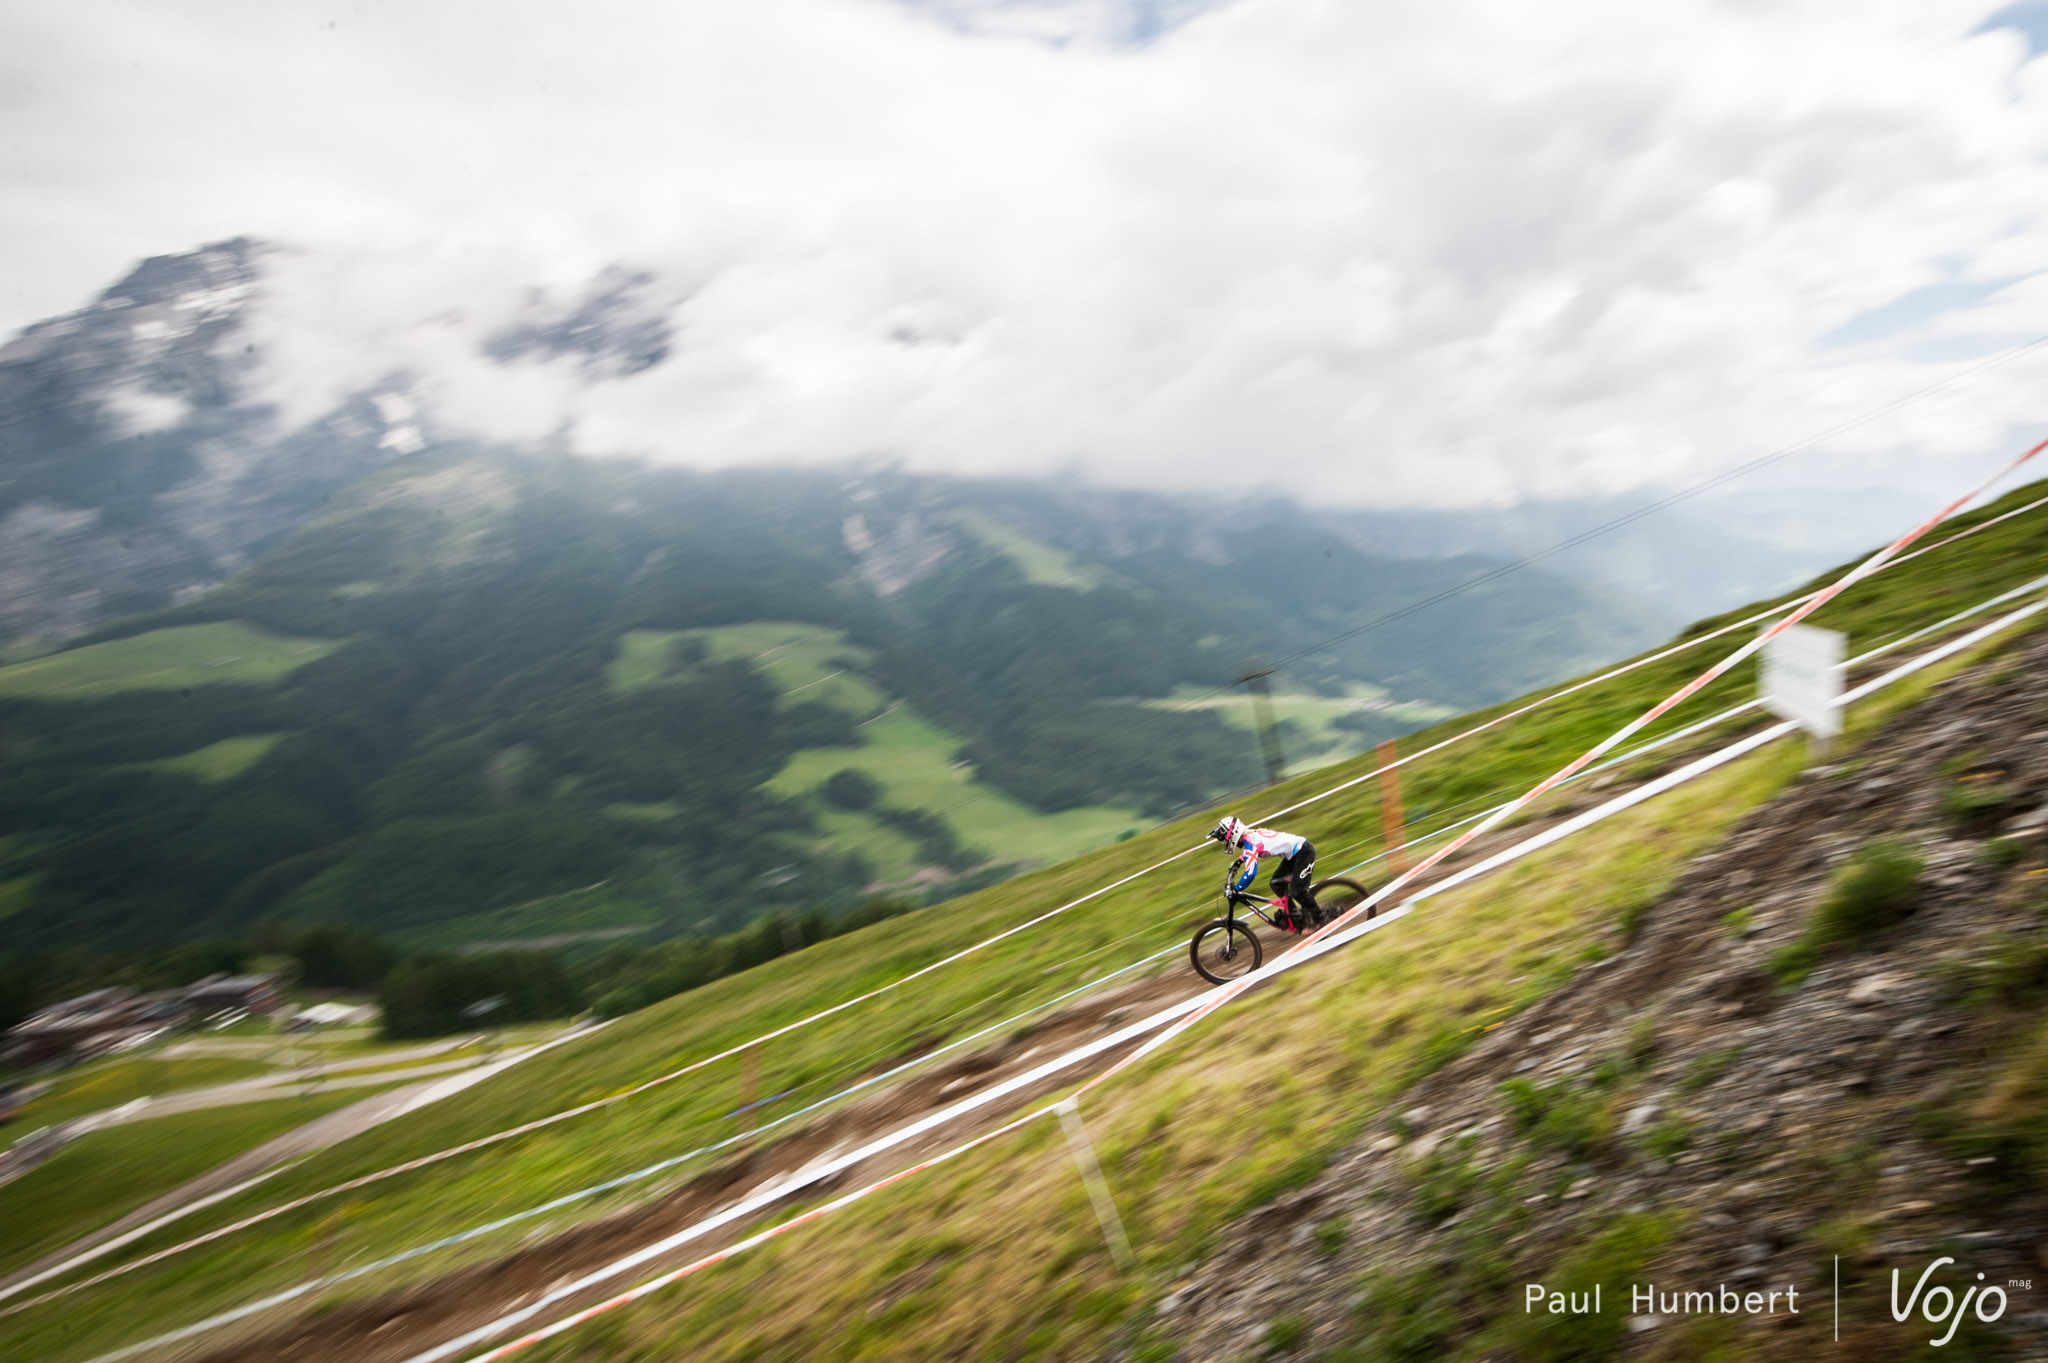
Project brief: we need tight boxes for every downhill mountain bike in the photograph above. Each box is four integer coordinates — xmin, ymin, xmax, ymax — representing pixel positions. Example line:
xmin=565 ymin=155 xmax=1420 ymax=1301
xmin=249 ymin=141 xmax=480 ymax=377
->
xmin=1188 ymin=875 xmax=1376 ymax=985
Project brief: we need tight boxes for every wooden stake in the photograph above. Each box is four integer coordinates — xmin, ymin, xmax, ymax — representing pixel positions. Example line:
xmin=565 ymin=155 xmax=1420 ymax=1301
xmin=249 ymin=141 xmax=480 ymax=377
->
xmin=738 ymin=1042 xmax=760 ymax=1147
xmin=1376 ymin=738 xmax=1409 ymax=874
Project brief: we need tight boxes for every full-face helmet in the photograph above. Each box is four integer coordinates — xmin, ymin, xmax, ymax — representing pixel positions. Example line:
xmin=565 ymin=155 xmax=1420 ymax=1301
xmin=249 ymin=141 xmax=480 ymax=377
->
xmin=1209 ymin=816 xmax=1244 ymax=848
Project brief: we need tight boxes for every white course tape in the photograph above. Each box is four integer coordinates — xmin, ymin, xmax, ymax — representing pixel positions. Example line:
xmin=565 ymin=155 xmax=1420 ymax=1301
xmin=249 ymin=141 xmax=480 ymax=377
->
xmin=0 ymin=854 xmax=1205 ymax=1312
xmin=0 ymin=1018 xmax=604 ymax=1310
xmin=405 ymin=991 xmax=1217 ymax=1363
xmin=1102 ymin=436 xmax=2048 ymax=1087
xmin=434 ymin=462 xmax=2048 ymax=1361
xmin=1327 ymin=568 xmax=2048 ymax=884
xmin=27 ymin=477 xmax=2048 ymax=1326
xmin=68 ymin=939 xmax=1191 ymax=1363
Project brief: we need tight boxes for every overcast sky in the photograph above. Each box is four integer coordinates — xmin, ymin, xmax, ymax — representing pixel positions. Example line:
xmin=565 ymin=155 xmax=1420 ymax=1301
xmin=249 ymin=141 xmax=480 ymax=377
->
xmin=6 ymin=0 xmax=2048 ymax=509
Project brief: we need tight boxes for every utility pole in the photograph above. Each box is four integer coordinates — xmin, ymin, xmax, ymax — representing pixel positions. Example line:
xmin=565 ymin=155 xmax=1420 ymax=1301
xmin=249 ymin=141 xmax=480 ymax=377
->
xmin=1237 ymin=658 xmax=1287 ymax=785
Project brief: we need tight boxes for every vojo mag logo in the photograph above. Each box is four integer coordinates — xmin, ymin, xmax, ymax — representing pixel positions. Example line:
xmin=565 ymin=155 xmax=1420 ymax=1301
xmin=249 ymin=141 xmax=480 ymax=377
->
xmin=1891 ymin=1256 xmax=2009 ymax=1348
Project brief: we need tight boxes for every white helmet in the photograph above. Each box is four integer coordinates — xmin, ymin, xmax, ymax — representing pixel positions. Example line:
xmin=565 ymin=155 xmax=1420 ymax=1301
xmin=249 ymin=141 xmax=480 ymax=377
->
xmin=1209 ymin=816 xmax=1244 ymax=847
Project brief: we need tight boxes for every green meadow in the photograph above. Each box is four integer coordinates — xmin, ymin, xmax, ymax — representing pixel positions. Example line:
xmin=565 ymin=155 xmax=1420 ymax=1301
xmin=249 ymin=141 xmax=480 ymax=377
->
xmin=125 ymin=733 xmax=288 ymax=783
xmin=0 ymin=622 xmax=336 ymax=700
xmin=611 ymin=621 xmax=1148 ymax=884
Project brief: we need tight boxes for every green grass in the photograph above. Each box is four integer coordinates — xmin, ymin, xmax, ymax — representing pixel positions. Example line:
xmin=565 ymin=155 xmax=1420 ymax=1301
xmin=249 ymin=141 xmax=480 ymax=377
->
xmin=9 ymin=483 xmax=2044 ymax=1363
xmin=1497 ymin=1076 xmax=1611 ymax=1159
xmin=608 ymin=622 xmax=888 ymax=716
xmin=1771 ymin=837 xmax=1925 ymax=986
xmin=1485 ymin=1211 xmax=1679 ymax=1361
xmin=125 ymin=733 xmax=289 ymax=783
xmin=1147 ymin=687 xmax=1457 ymax=775
xmin=607 ymin=630 xmax=687 ymax=690
xmin=947 ymin=510 xmax=1111 ymax=591
xmin=0 ymin=873 xmax=39 ymax=921
xmin=767 ymin=705 xmax=1148 ymax=878
xmin=393 ymin=880 xmax=656 ymax=951
xmin=0 ymin=1087 xmax=395 ymax=1280
xmin=13 ymin=1055 xmax=275 ymax=1131
xmin=0 ymin=622 xmax=337 ymax=700
xmin=5 ymin=736 xmax=1808 ymax=1363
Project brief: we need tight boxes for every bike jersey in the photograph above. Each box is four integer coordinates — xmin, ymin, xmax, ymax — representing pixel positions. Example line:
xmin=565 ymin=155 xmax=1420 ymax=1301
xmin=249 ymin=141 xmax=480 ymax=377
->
xmin=1232 ymin=826 xmax=1306 ymax=861
xmin=1225 ymin=826 xmax=1307 ymax=892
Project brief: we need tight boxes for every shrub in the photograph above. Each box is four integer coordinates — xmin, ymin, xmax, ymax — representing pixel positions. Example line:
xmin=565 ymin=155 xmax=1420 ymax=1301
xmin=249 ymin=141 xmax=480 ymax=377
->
xmin=1942 ymin=774 xmax=2015 ymax=833
xmin=1490 ymin=1213 xmax=1676 ymax=1361
xmin=1982 ymin=836 xmax=2027 ymax=872
xmin=378 ymin=949 xmax=580 ymax=1039
xmin=1768 ymin=939 xmax=1820 ymax=988
xmin=1635 ymin=1116 xmax=1694 ymax=1161
xmin=1263 ymin=1314 xmax=1310 ymax=1353
xmin=1773 ymin=839 xmax=1923 ymax=989
xmin=1406 ymin=1136 xmax=1484 ymax=1224
xmin=1813 ymin=838 xmax=1922 ymax=942
xmin=1677 ymin=1046 xmax=1741 ymax=1094
xmin=1943 ymin=938 xmax=2048 ymax=1010
xmin=1498 ymin=1076 xmax=1608 ymax=1158
xmin=822 ymin=768 xmax=881 ymax=811
xmin=1346 ymin=1261 xmax=1462 ymax=1362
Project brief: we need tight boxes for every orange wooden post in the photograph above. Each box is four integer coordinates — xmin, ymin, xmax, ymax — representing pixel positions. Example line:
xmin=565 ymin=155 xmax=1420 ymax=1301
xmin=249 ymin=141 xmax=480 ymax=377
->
xmin=738 ymin=1041 xmax=760 ymax=1147
xmin=1376 ymin=739 xmax=1409 ymax=874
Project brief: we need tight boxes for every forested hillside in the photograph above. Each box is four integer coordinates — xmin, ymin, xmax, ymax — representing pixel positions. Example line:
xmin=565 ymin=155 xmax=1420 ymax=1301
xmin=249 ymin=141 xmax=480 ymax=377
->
xmin=0 ymin=241 xmax=1670 ymax=1008
xmin=0 ymin=444 xmax=1662 ymax=976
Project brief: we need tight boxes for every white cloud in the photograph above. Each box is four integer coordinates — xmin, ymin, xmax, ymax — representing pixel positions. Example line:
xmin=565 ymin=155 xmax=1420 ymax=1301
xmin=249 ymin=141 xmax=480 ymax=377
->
xmin=5 ymin=0 xmax=2047 ymax=509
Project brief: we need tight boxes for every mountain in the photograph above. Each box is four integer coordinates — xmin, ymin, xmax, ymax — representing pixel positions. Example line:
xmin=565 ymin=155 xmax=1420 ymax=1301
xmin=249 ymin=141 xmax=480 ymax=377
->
xmin=0 ymin=242 xmax=1670 ymax=960
xmin=0 ymin=239 xmax=424 ymax=652
xmin=0 ymin=447 xmax=1664 ymax=957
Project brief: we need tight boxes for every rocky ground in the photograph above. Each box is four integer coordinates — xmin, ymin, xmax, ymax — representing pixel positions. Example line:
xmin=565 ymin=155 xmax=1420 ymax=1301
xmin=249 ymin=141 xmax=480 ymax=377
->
xmin=1159 ymin=628 xmax=2048 ymax=1362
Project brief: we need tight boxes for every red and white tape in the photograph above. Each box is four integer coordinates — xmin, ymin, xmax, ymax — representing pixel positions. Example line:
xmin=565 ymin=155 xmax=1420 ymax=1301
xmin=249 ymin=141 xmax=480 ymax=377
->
xmin=17 ymin=458 xmax=2044 ymax=1316
xmin=1089 ymin=435 xmax=2047 ymax=1086
xmin=423 ymin=443 xmax=2047 ymax=1362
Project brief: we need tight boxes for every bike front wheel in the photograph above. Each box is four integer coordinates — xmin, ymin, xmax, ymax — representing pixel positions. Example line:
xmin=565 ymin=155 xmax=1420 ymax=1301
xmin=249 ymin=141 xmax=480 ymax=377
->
xmin=1308 ymin=875 xmax=1378 ymax=925
xmin=1190 ymin=919 xmax=1263 ymax=985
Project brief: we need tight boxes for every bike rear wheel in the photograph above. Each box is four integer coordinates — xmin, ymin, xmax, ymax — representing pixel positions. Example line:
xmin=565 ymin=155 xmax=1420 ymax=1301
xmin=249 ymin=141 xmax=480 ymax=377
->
xmin=1307 ymin=875 xmax=1377 ymax=925
xmin=1190 ymin=919 xmax=1263 ymax=985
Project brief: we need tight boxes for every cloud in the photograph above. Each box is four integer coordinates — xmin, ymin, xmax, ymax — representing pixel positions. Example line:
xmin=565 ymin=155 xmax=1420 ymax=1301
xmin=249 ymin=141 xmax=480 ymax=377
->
xmin=5 ymin=0 xmax=2048 ymax=509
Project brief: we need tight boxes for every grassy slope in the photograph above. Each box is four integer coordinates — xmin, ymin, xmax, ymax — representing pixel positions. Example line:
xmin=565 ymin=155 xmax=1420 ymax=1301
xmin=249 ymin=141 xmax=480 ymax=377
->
xmin=0 ymin=622 xmax=336 ymax=700
xmin=125 ymin=733 xmax=288 ymax=783
xmin=947 ymin=509 xmax=1111 ymax=591
xmin=8 ymin=481 xmax=2044 ymax=1362
xmin=614 ymin=621 xmax=1147 ymax=883
xmin=0 ymin=1031 xmax=564 ymax=1296
xmin=10 ymin=1055 xmax=272 ymax=1132
xmin=609 ymin=622 xmax=890 ymax=716
xmin=0 ymin=1086 xmax=408 ymax=1281
xmin=1152 ymin=688 xmax=1459 ymax=776
xmin=768 ymin=706 xmax=1147 ymax=873
xmin=566 ymin=743 xmax=1811 ymax=1363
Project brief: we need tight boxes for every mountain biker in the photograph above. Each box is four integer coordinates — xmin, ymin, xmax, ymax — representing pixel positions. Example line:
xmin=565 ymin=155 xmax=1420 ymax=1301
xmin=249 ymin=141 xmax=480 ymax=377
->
xmin=1208 ymin=816 xmax=1322 ymax=928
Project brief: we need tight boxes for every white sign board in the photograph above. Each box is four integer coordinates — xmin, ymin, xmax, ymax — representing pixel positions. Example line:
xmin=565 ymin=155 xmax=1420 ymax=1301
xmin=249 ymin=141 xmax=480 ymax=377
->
xmin=1760 ymin=623 xmax=1844 ymax=739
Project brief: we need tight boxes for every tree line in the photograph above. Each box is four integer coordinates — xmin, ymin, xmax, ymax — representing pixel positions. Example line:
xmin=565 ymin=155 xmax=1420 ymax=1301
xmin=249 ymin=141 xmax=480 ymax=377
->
xmin=0 ymin=895 xmax=921 ymax=1048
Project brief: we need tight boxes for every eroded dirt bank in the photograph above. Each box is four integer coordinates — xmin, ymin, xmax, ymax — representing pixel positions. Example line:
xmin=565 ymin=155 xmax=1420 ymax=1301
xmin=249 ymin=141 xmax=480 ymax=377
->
xmin=1162 ymin=629 xmax=2048 ymax=1362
